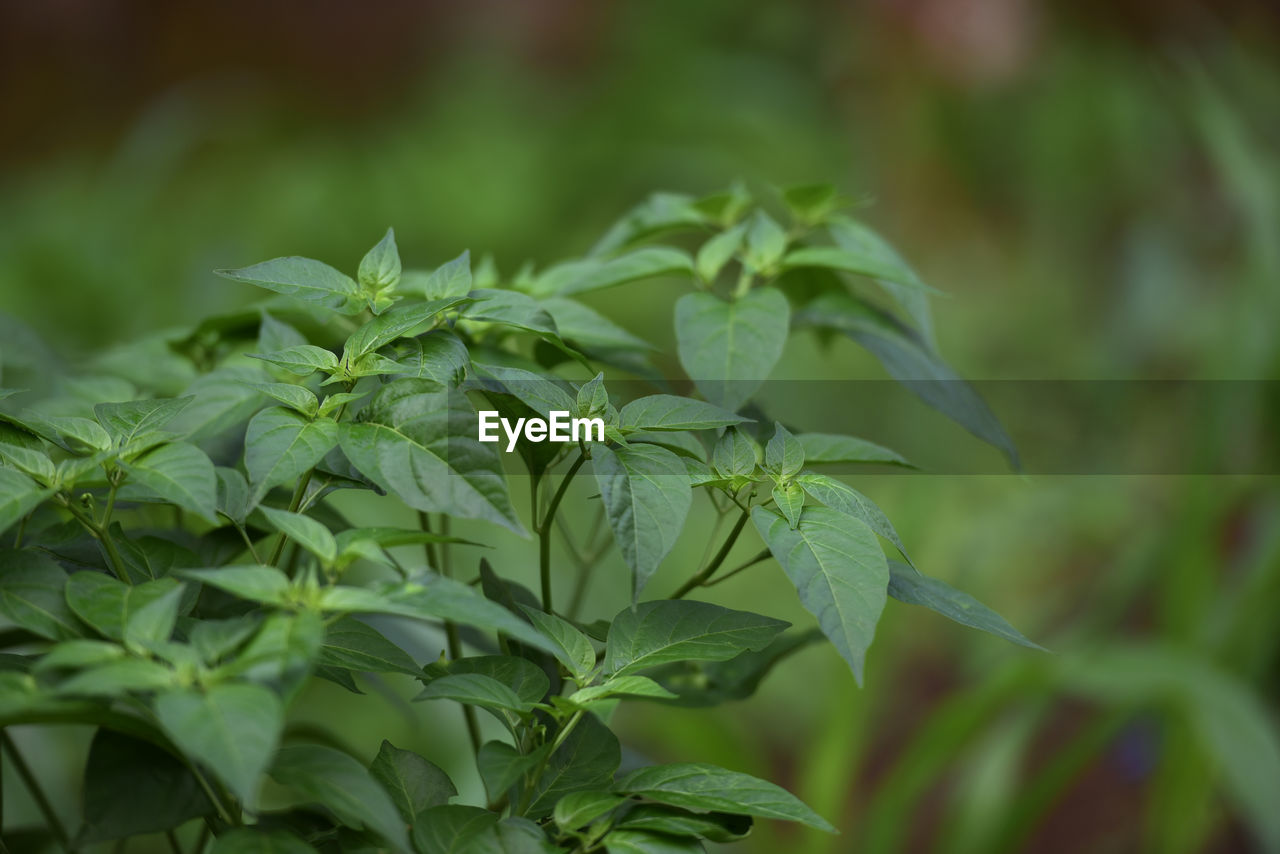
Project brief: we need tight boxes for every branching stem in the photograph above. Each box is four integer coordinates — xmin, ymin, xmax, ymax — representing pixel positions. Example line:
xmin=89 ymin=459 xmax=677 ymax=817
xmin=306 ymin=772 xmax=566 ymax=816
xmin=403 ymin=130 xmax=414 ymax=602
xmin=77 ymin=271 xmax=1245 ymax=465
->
xmin=670 ymin=506 xmax=751 ymax=599
xmin=537 ymin=452 xmax=586 ymax=613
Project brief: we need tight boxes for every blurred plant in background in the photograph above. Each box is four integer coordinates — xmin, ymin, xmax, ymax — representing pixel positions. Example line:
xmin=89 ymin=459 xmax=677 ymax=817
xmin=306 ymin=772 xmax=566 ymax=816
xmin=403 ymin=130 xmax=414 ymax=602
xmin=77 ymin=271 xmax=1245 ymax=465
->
xmin=2 ymin=0 xmax=1277 ymax=851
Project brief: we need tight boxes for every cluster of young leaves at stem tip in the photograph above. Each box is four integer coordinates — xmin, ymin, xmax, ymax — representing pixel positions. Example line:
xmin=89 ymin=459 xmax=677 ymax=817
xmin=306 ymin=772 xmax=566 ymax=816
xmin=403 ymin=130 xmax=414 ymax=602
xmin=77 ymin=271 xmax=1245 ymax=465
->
xmin=0 ymin=183 xmax=1040 ymax=854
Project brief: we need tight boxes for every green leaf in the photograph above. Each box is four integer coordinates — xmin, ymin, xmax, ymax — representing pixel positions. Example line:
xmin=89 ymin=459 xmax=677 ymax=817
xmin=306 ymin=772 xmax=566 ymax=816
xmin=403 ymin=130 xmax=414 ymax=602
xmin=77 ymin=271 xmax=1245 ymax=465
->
xmin=0 ymin=423 xmax=55 ymax=483
xmin=94 ymin=397 xmax=193 ymax=445
xmin=244 ymin=383 xmax=318 ymax=418
xmin=752 ymin=505 xmax=888 ymax=685
xmin=614 ymin=806 xmax=752 ymax=842
xmin=554 ymin=790 xmax=626 ymax=831
xmin=783 ymin=183 xmax=845 ymax=224
xmin=359 ymin=227 xmax=402 ymax=295
xmin=619 ymin=396 xmax=748 ymax=433
xmin=189 ymin=616 xmax=260 ymax=665
xmin=15 ymin=412 xmax=113 ymax=454
xmin=765 ymin=423 xmax=803 ymax=478
xmin=527 ymin=711 xmax=621 ymax=817
xmin=602 ymin=830 xmax=706 ymax=854
xmin=522 ymin=608 xmax=596 ymax=682
xmin=259 ymin=506 xmax=337 ymax=567
xmin=215 ymin=467 xmax=251 ymax=525
xmin=472 ymin=363 xmax=576 ymax=418
xmin=829 ymin=215 xmax=935 ymax=346
xmin=122 ymin=583 xmax=185 ymax=652
xmin=65 ymin=573 xmax=182 ymax=642
xmin=796 ymin=291 xmax=1017 ymax=468
xmin=179 ymin=566 xmax=291 ymax=606
xmin=744 ymin=210 xmax=788 ymax=271
xmin=218 ymin=611 xmax=322 ymax=697
xmin=540 ymin=297 xmax=652 ymax=352
xmin=615 ymin=762 xmax=834 ymax=832
xmin=411 ymin=805 xmax=502 ymax=854
xmin=886 ymin=561 xmax=1042 ymax=649
xmin=370 ymin=739 xmax=456 ymax=824
xmin=711 ymin=428 xmax=758 ymax=478
xmin=210 ymin=830 xmax=318 ymax=854
xmin=343 ymin=298 xmax=466 ymax=362
xmin=446 ymin=655 xmax=550 ymax=709
xmin=779 ymin=246 xmax=930 ymax=290
xmin=375 ymin=330 xmax=471 ymax=387
xmin=33 ymin=640 xmax=123 ymax=671
xmin=57 ymin=658 xmax=174 ymax=697
xmin=593 ymin=443 xmax=693 ymax=600
xmin=569 ymin=675 xmax=677 ymax=706
xmin=794 ymin=432 xmax=911 ymax=468
xmin=696 ymin=222 xmax=747 ymax=283
xmin=0 ymin=469 xmax=55 ymax=536
xmin=270 ymin=744 xmax=410 ymax=852
xmin=0 ymin=550 xmax=79 ymax=640
xmin=80 ymin=729 xmax=214 ymax=843
xmin=462 ymin=289 xmax=560 ymax=337
xmin=247 ymin=345 xmax=340 ymax=377
xmin=590 ymin=192 xmax=709 ymax=255
xmin=477 ymin=741 xmax=548 ymax=802
xmin=339 ymin=380 xmax=523 ymax=534
xmin=258 ymin=311 xmax=307 ymax=352
xmin=155 ymin=683 xmax=283 ymax=807
xmin=772 ymin=482 xmax=804 ymax=529
xmin=216 ymin=257 xmax=360 ymax=310
xmin=416 ymin=250 xmax=472 ymax=300
xmin=244 ymin=408 xmax=339 ymax=505
xmin=416 ymin=672 xmax=529 ymax=713
xmin=675 ymin=288 xmax=789 ymax=412
xmin=544 ymin=247 xmax=694 ymax=296
xmin=794 ymin=474 xmax=911 ymax=563
xmin=604 ymin=600 xmax=788 ymax=678
xmin=117 ymin=441 xmax=218 ymax=523
xmin=320 ymin=617 xmax=422 ymax=676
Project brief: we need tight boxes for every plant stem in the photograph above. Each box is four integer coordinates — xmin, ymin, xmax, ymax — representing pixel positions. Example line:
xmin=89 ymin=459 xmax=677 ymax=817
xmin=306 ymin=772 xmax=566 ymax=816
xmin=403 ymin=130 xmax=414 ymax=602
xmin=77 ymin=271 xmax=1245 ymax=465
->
xmin=671 ymin=507 xmax=751 ymax=599
xmin=188 ymin=762 xmax=236 ymax=827
xmin=1 ymin=731 xmax=75 ymax=852
xmin=537 ymin=453 xmax=586 ymax=613
xmin=60 ymin=496 xmax=130 ymax=584
xmin=703 ymin=548 xmax=772 ymax=587
xmin=420 ymin=512 xmax=481 ymax=754
xmin=165 ymin=830 xmax=184 ymax=854
xmin=515 ymin=709 xmax=585 ymax=816
xmin=268 ymin=470 xmax=313 ymax=567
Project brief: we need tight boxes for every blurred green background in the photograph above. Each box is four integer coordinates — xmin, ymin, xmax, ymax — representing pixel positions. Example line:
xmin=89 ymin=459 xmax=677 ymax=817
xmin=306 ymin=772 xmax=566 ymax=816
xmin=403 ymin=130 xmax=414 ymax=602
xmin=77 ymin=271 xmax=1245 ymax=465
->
xmin=2 ymin=1 xmax=1279 ymax=851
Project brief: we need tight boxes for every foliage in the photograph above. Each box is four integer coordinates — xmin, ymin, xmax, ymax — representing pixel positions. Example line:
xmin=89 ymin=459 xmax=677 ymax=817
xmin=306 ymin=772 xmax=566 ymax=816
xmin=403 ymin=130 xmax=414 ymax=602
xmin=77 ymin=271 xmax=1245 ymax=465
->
xmin=0 ymin=186 xmax=1036 ymax=852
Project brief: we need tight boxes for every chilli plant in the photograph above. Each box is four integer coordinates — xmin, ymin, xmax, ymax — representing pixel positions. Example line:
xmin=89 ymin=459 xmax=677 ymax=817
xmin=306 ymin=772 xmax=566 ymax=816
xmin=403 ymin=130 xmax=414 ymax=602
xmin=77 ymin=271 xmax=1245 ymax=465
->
xmin=0 ymin=184 xmax=1036 ymax=853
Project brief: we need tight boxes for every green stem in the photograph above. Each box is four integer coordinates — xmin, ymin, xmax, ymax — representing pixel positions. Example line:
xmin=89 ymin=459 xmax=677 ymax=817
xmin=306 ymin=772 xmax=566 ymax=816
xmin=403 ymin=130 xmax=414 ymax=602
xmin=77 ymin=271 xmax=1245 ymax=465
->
xmin=515 ymin=710 xmax=585 ymax=816
xmin=188 ymin=762 xmax=236 ymax=827
xmin=703 ymin=548 xmax=772 ymax=588
xmin=13 ymin=511 xmax=30 ymax=548
xmin=165 ymin=829 xmax=184 ymax=854
xmin=538 ymin=453 xmax=586 ymax=613
xmin=1 ymin=730 xmax=76 ymax=852
xmin=268 ymin=470 xmax=313 ymax=567
xmin=61 ymin=497 xmax=130 ymax=584
xmin=420 ymin=512 xmax=481 ymax=754
xmin=671 ymin=507 xmax=751 ymax=599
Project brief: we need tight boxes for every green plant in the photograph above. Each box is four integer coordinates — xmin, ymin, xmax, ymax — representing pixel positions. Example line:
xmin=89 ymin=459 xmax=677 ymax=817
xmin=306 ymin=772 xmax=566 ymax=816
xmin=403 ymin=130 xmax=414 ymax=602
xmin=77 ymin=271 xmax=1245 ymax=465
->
xmin=0 ymin=184 xmax=1036 ymax=853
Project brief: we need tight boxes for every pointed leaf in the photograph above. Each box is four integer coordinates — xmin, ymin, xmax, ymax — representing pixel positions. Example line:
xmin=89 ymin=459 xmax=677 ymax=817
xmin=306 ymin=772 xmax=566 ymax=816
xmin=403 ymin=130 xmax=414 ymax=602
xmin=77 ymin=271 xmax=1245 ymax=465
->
xmin=675 ymin=288 xmax=789 ymax=412
xmin=359 ymin=228 xmax=402 ymax=294
xmin=269 ymin=744 xmax=410 ymax=851
xmin=244 ymin=408 xmax=339 ymax=505
xmin=0 ymin=549 xmax=80 ymax=640
xmin=416 ymin=250 xmax=472 ymax=300
xmin=887 ymin=561 xmax=1042 ymax=649
xmin=522 ymin=608 xmax=596 ymax=681
xmin=795 ymin=432 xmax=911 ymax=468
xmin=604 ymin=600 xmax=788 ymax=677
xmin=259 ymin=506 xmax=337 ymax=567
xmin=370 ymin=740 xmax=456 ymax=824
xmin=117 ymin=441 xmax=218 ymax=523
xmin=795 ymin=473 xmax=910 ymax=563
xmin=216 ymin=257 xmax=360 ymax=308
xmin=619 ymin=396 xmax=748 ymax=433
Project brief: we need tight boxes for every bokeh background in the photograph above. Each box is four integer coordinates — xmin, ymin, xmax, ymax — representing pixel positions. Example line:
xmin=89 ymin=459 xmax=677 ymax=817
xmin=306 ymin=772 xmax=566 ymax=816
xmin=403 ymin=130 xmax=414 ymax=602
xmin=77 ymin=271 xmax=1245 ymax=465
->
xmin=2 ymin=1 xmax=1279 ymax=851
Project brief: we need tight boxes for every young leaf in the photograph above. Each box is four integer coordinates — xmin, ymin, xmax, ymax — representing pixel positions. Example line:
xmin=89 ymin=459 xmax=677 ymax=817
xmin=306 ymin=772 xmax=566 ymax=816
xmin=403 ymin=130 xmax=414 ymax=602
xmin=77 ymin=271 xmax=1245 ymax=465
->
xmin=358 ymin=228 xmax=402 ymax=295
xmin=446 ymin=655 xmax=551 ymax=709
xmin=712 ymin=428 xmax=758 ymax=478
xmin=122 ymin=583 xmax=185 ymax=652
xmin=94 ymin=397 xmax=193 ymax=445
xmin=215 ymin=467 xmax=251 ymax=525
xmin=247 ymin=345 xmax=340 ymax=377
xmin=259 ymin=506 xmax=337 ymax=567
xmin=546 ymin=247 xmax=694 ymax=296
xmin=614 ymin=805 xmax=752 ymax=842
xmin=696 ymin=221 xmax=748 ymax=283
xmin=752 ymin=505 xmax=888 ymax=685
xmin=772 ymin=481 xmax=804 ymax=529
xmin=618 ymin=395 xmax=748 ymax=432
xmin=568 ymin=675 xmax=677 ymax=706
xmin=154 ymin=682 xmax=285 ymax=807
xmin=462 ymin=289 xmax=560 ymax=337
xmin=370 ymin=740 xmax=456 ymax=824
xmin=795 ymin=432 xmax=911 ymax=468
xmin=795 ymin=473 xmax=911 ymax=564
xmin=604 ymin=600 xmax=788 ymax=677
xmin=339 ymin=380 xmax=523 ymax=534
xmin=675 ymin=287 xmax=789 ymax=412
xmin=416 ymin=250 xmax=472 ymax=300
xmin=615 ymin=762 xmax=834 ymax=832
xmin=783 ymin=183 xmax=845 ymax=225
xmin=765 ymin=423 xmax=803 ymax=478
xmin=377 ymin=330 xmax=471 ymax=387
xmin=343 ymin=298 xmax=466 ymax=362
xmin=601 ymin=829 xmax=706 ymax=853
xmin=743 ymin=210 xmax=788 ymax=271
xmin=117 ymin=441 xmax=218 ymax=524
xmin=779 ymin=246 xmax=927 ymax=289
xmin=269 ymin=744 xmax=410 ymax=852
xmin=886 ymin=561 xmax=1043 ymax=650
xmin=244 ymin=383 xmax=319 ymax=418
xmin=244 ymin=407 xmax=339 ymax=505
xmin=522 ymin=607 xmax=596 ymax=682
xmin=593 ymin=443 xmax=693 ymax=600
xmin=476 ymin=741 xmax=548 ymax=801
xmin=216 ymin=257 xmax=360 ymax=310
xmin=0 ymin=550 xmax=80 ymax=640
